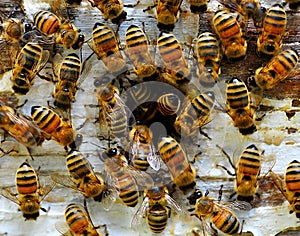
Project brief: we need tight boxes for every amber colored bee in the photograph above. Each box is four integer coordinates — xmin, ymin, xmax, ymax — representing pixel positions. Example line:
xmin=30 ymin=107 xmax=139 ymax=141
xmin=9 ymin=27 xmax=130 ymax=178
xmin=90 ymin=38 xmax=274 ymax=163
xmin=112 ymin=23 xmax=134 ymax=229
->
xmin=88 ymin=0 xmax=127 ymax=25
xmin=95 ymin=84 xmax=131 ymax=139
xmin=0 ymin=18 xmax=27 ymax=43
xmin=0 ymin=103 xmax=45 ymax=158
xmin=158 ymin=136 xmax=196 ymax=192
xmin=51 ymin=150 xmax=108 ymax=202
xmin=217 ymin=0 xmax=266 ymax=28
xmin=0 ymin=160 xmax=55 ymax=220
xmin=187 ymin=0 xmax=208 ymax=14
xmin=53 ymin=53 xmax=81 ymax=110
xmin=129 ymin=124 xmax=160 ymax=171
xmin=30 ymin=105 xmax=76 ymax=149
xmin=157 ymin=93 xmax=181 ymax=116
xmin=285 ymin=0 xmax=300 ymax=9
xmin=157 ymin=32 xmax=191 ymax=84
xmin=217 ymin=144 xmax=261 ymax=202
xmin=57 ymin=203 xmax=107 ymax=236
xmin=103 ymin=147 xmax=154 ymax=207
xmin=195 ymin=32 xmax=221 ymax=87
xmin=132 ymin=186 xmax=184 ymax=234
xmin=89 ymin=22 xmax=127 ymax=76
xmin=11 ymin=42 xmax=50 ymax=95
xmin=249 ymin=49 xmax=299 ymax=91
xmin=213 ymin=10 xmax=247 ymax=59
xmin=155 ymin=0 xmax=183 ymax=31
xmin=174 ymin=91 xmax=215 ymax=138
xmin=33 ymin=10 xmax=84 ymax=49
xmin=194 ymin=191 xmax=241 ymax=235
xmin=257 ymin=4 xmax=287 ymax=56
xmin=271 ymin=160 xmax=300 ymax=219
xmin=125 ymin=24 xmax=159 ymax=81
xmin=226 ymin=77 xmax=256 ymax=135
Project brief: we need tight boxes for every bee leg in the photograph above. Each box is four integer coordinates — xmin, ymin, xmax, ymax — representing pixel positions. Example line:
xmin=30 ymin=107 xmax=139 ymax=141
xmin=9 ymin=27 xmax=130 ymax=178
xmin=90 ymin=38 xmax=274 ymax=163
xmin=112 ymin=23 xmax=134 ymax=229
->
xmin=26 ymin=147 xmax=35 ymax=160
xmin=216 ymin=144 xmax=236 ymax=172
xmin=239 ymin=219 xmax=245 ymax=235
xmin=15 ymin=99 xmax=28 ymax=109
xmin=215 ymin=164 xmax=235 ymax=176
xmin=218 ymin=185 xmax=224 ymax=202
xmin=229 ymin=191 xmax=237 ymax=200
xmin=40 ymin=206 xmax=50 ymax=213
xmin=142 ymin=3 xmax=157 ymax=13
xmin=199 ymin=129 xmax=211 ymax=140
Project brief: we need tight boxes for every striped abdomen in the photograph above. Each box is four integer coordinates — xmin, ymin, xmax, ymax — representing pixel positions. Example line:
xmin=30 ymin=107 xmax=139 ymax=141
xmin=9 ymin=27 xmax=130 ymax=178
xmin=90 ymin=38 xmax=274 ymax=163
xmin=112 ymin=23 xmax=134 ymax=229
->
xmin=34 ymin=10 xmax=60 ymax=35
xmin=212 ymin=206 xmax=240 ymax=234
xmin=226 ymin=77 xmax=249 ymax=109
xmin=147 ymin=204 xmax=169 ymax=233
xmin=16 ymin=161 xmax=38 ymax=195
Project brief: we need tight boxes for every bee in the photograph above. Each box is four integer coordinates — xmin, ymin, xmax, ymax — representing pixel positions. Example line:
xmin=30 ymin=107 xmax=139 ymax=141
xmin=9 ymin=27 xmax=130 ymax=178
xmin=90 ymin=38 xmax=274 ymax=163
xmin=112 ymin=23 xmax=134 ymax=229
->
xmin=88 ymin=0 xmax=127 ymax=25
xmin=95 ymin=83 xmax=131 ymax=139
xmin=33 ymin=10 xmax=84 ymax=49
xmin=0 ymin=160 xmax=55 ymax=220
xmin=52 ymin=53 xmax=81 ymax=110
xmin=51 ymin=150 xmax=109 ymax=202
xmin=174 ymin=91 xmax=215 ymax=138
xmin=249 ymin=49 xmax=299 ymax=91
xmin=216 ymin=144 xmax=261 ymax=202
xmin=129 ymin=124 xmax=160 ymax=171
xmin=270 ymin=160 xmax=300 ymax=219
xmin=158 ymin=136 xmax=196 ymax=192
xmin=213 ymin=10 xmax=247 ymax=59
xmin=226 ymin=77 xmax=256 ymax=135
xmin=157 ymin=93 xmax=181 ymax=116
xmin=257 ymin=4 xmax=287 ymax=56
xmin=157 ymin=32 xmax=191 ymax=84
xmin=30 ymin=105 xmax=76 ymax=149
xmin=285 ymin=0 xmax=300 ymax=9
xmin=125 ymin=24 xmax=159 ymax=81
xmin=11 ymin=42 xmax=50 ymax=95
xmin=155 ymin=0 xmax=183 ymax=31
xmin=57 ymin=203 xmax=107 ymax=236
xmin=187 ymin=0 xmax=208 ymax=14
xmin=194 ymin=32 xmax=221 ymax=87
xmin=194 ymin=191 xmax=241 ymax=235
xmin=131 ymin=186 xmax=184 ymax=234
xmin=89 ymin=22 xmax=127 ymax=76
xmin=216 ymin=0 xmax=266 ymax=28
xmin=0 ymin=103 xmax=45 ymax=159
xmin=103 ymin=147 xmax=154 ymax=207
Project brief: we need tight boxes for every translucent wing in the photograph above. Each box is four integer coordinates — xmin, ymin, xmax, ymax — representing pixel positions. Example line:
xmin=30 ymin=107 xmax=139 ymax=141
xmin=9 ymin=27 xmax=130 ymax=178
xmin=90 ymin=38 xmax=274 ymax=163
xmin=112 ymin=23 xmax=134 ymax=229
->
xmin=0 ymin=187 xmax=19 ymax=205
xmin=131 ymin=196 xmax=149 ymax=232
xmin=216 ymin=0 xmax=240 ymax=13
xmin=55 ymin=221 xmax=73 ymax=236
xmin=50 ymin=173 xmax=79 ymax=191
xmin=165 ymin=193 xmax=185 ymax=213
xmin=147 ymin=143 xmax=160 ymax=171
xmin=101 ymin=185 xmax=118 ymax=211
xmin=34 ymin=49 xmax=50 ymax=76
xmin=124 ymin=164 xmax=154 ymax=190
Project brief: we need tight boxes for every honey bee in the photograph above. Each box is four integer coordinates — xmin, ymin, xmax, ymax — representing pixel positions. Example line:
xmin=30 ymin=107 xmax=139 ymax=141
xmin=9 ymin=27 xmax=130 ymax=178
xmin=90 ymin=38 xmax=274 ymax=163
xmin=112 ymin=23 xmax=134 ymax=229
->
xmin=155 ymin=0 xmax=183 ymax=31
xmin=103 ymin=147 xmax=154 ymax=207
xmin=125 ymin=24 xmax=159 ymax=81
xmin=194 ymin=191 xmax=241 ymax=235
xmin=174 ymin=91 xmax=215 ymax=138
xmin=249 ymin=48 xmax=299 ymax=91
xmin=11 ymin=42 xmax=50 ymax=95
xmin=217 ymin=0 xmax=266 ymax=28
xmin=88 ymin=0 xmax=127 ymax=25
xmin=157 ymin=32 xmax=191 ymax=84
xmin=30 ymin=105 xmax=76 ymax=149
xmin=53 ymin=53 xmax=81 ymax=110
xmin=213 ymin=10 xmax=247 ymax=59
xmin=158 ymin=136 xmax=196 ymax=192
xmin=270 ymin=160 xmax=300 ymax=219
xmin=157 ymin=93 xmax=181 ymax=116
xmin=187 ymin=0 xmax=208 ymax=14
xmin=257 ymin=4 xmax=287 ymax=56
xmin=285 ymin=0 xmax=300 ymax=9
xmin=216 ymin=144 xmax=261 ymax=202
xmin=131 ymin=186 xmax=184 ymax=234
xmin=0 ymin=160 xmax=55 ymax=220
xmin=94 ymin=83 xmax=132 ymax=139
xmin=226 ymin=77 xmax=256 ymax=135
xmin=88 ymin=22 xmax=127 ymax=76
xmin=129 ymin=124 xmax=160 ymax=171
xmin=194 ymin=32 xmax=221 ymax=87
xmin=51 ymin=150 xmax=110 ymax=202
xmin=0 ymin=103 xmax=45 ymax=159
xmin=33 ymin=10 xmax=84 ymax=49
xmin=57 ymin=203 xmax=108 ymax=236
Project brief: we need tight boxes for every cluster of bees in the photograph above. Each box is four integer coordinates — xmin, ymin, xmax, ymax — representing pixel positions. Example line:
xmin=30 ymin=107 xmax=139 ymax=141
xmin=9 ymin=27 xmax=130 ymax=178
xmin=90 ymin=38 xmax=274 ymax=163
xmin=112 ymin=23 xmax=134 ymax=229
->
xmin=0 ymin=0 xmax=299 ymax=235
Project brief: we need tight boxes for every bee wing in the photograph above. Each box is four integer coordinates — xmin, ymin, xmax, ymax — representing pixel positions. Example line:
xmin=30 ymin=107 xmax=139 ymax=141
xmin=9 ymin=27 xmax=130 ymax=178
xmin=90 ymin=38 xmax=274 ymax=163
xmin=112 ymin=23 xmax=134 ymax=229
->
xmin=131 ymin=196 xmax=149 ymax=231
xmin=0 ymin=40 xmax=19 ymax=75
xmin=216 ymin=0 xmax=241 ymax=14
xmin=223 ymin=200 xmax=253 ymax=212
xmin=0 ymin=187 xmax=19 ymax=205
xmin=147 ymin=143 xmax=160 ymax=171
xmin=40 ymin=182 xmax=56 ymax=201
xmin=260 ymin=152 xmax=276 ymax=177
xmin=101 ymin=186 xmax=118 ymax=211
xmin=50 ymin=173 xmax=79 ymax=191
xmin=124 ymin=165 xmax=154 ymax=190
xmin=34 ymin=49 xmax=50 ymax=75
xmin=165 ymin=193 xmax=185 ymax=214
xmin=55 ymin=221 xmax=73 ymax=236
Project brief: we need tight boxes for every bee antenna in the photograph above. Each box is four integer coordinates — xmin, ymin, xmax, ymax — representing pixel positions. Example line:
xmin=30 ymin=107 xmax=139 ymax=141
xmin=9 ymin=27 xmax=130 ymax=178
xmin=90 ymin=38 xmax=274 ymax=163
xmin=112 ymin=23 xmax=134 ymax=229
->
xmin=204 ymin=189 xmax=209 ymax=197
